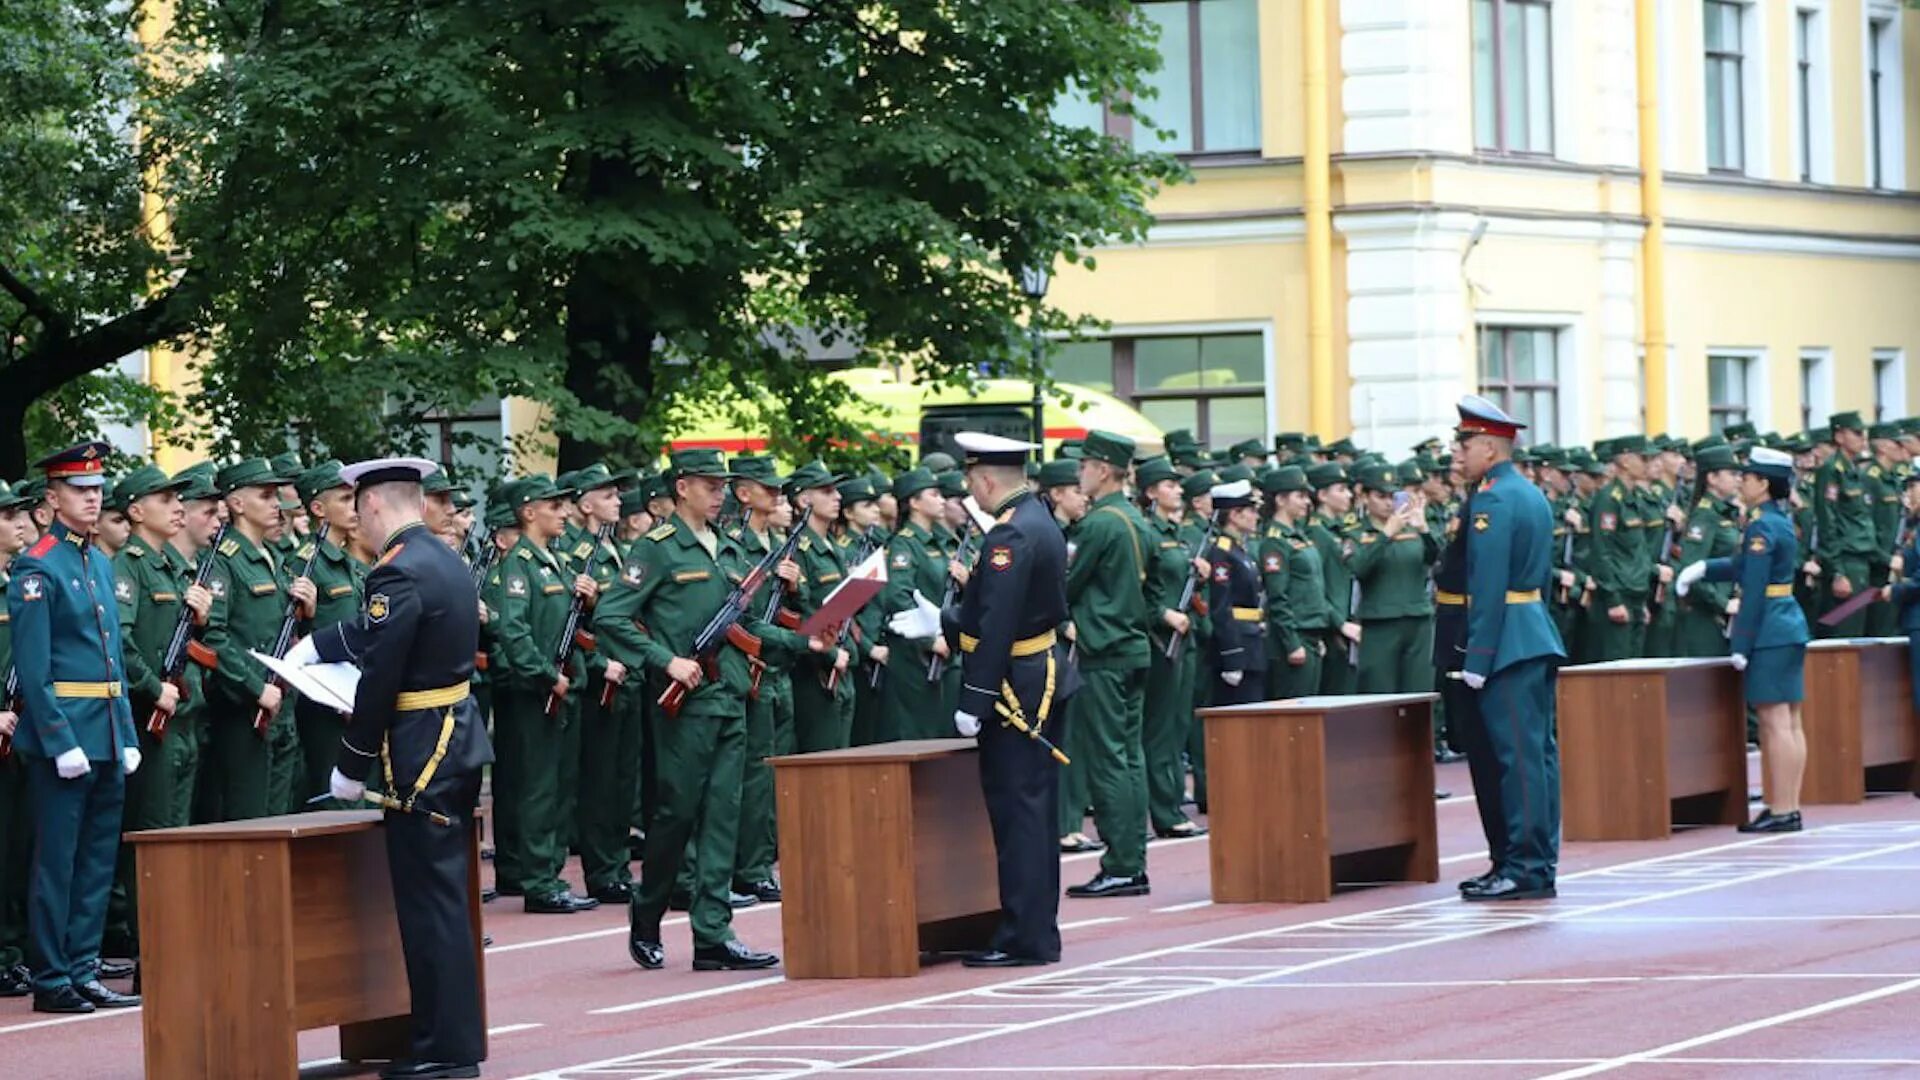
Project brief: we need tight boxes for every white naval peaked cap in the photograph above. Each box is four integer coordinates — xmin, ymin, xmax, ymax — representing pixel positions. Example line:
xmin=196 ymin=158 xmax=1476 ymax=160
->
xmin=340 ymin=456 xmax=442 ymax=488
xmin=1208 ymin=479 xmax=1255 ymax=508
xmin=953 ymin=431 xmax=1037 ymax=467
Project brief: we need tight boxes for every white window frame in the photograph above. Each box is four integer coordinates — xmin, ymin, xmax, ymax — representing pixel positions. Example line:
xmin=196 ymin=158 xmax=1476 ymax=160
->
xmin=1476 ymin=310 xmax=1581 ymax=446
xmin=1703 ymin=0 xmax=1772 ymax=179
xmin=1799 ymin=347 xmax=1834 ymax=430
xmin=1706 ymin=347 xmax=1769 ymax=433
xmin=1793 ymin=4 xmax=1835 ymax=185
xmin=1874 ymin=347 xmax=1906 ymax=422
xmin=1864 ymin=3 xmax=1907 ymax=191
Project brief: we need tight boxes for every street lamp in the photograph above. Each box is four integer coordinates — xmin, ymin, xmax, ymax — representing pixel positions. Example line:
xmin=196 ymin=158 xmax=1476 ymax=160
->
xmin=1020 ymin=264 xmax=1051 ymax=459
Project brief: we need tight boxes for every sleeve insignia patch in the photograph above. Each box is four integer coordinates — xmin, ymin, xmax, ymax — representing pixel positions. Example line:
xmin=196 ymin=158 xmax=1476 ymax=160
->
xmin=1825 ymin=484 xmax=1838 ymax=501
xmin=1474 ymin=513 xmax=1491 ymax=532
xmin=19 ymin=576 xmax=42 ymax=601
xmin=1749 ymin=536 xmax=1768 ymax=553
xmin=622 ymin=564 xmax=643 ymax=585
xmin=1686 ymin=526 xmax=1704 ymax=541
xmin=1214 ymin=565 xmax=1231 ymax=583
xmin=1263 ymin=554 xmax=1283 ymax=573
xmin=891 ymin=552 xmax=912 ymax=569
xmin=507 ymin=576 xmax=528 ymax=597
xmin=367 ymin=593 xmax=390 ymax=622
xmin=988 ymin=546 xmax=1014 ymax=571
xmin=208 ymin=579 xmax=225 ymax=598
xmin=115 ymin=578 xmax=133 ymax=602
xmin=1598 ymin=512 xmax=1616 ymax=531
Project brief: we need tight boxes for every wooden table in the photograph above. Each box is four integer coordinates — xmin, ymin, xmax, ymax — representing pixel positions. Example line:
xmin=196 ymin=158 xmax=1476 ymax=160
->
xmin=1198 ymin=694 xmax=1440 ymax=903
xmin=1557 ymin=657 xmax=1747 ymax=840
xmin=770 ymin=739 xmax=1000 ymax=978
xmin=1802 ymin=637 xmax=1918 ymax=803
xmin=126 ymin=810 xmax=486 ymax=1079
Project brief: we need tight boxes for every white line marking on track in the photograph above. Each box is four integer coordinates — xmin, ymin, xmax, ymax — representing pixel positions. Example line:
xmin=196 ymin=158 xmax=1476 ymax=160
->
xmin=1439 ymin=850 xmax=1490 ymax=865
xmin=1532 ymin=975 xmax=1920 ymax=1079
xmin=0 ymin=1008 xmax=139 ymax=1035
xmin=1152 ymin=899 xmax=1214 ymax=913
xmin=590 ymin=976 xmax=786 ymax=1015
xmin=1232 ymin=972 xmax=1920 ymax=989
xmin=1059 ymin=917 xmax=1127 ymax=931
xmin=490 ymin=1023 xmax=545 ymax=1035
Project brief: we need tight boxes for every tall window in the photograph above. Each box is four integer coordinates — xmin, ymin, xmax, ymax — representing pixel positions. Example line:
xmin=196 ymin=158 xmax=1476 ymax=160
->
xmin=1707 ymin=354 xmax=1752 ymax=433
xmin=1049 ymin=334 xmax=1266 ymax=447
xmin=1131 ymin=0 xmax=1262 ymax=155
xmin=1796 ymin=10 xmax=1814 ymax=182
xmin=1799 ymin=349 xmax=1832 ymax=431
xmin=1478 ymin=327 xmax=1560 ymax=443
xmin=1870 ymin=19 xmax=1890 ymax=189
xmin=1704 ymin=1 xmax=1746 ymax=173
xmin=1874 ymin=349 xmax=1905 ymax=422
xmin=1471 ymin=0 xmax=1555 ymax=155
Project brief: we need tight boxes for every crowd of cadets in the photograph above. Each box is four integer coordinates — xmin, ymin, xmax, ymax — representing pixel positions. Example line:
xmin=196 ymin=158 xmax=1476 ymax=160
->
xmin=3 ymin=406 xmax=1920 ymax=984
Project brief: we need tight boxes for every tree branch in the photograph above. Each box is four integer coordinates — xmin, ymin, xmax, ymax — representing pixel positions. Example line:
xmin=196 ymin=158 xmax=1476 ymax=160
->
xmin=0 ymin=263 xmax=73 ymax=341
xmin=15 ymin=270 xmax=206 ymax=400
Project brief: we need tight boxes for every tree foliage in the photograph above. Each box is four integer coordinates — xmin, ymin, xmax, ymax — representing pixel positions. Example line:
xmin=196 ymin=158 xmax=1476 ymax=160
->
xmin=1 ymin=0 xmax=1182 ymax=477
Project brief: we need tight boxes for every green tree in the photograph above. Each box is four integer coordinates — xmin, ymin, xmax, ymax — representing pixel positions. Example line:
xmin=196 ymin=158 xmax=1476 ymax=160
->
xmin=3 ymin=0 xmax=1182 ymax=477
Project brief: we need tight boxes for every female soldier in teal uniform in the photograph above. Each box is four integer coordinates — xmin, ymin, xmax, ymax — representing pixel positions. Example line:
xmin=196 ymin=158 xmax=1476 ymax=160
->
xmin=1677 ymin=446 xmax=1811 ymax=833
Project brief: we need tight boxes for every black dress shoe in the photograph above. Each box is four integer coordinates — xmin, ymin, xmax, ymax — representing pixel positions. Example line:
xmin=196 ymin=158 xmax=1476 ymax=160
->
xmin=1739 ymin=809 xmax=1804 ymax=833
xmin=962 ymin=950 xmax=1050 ymax=968
xmin=1434 ymin=789 xmax=1453 ymax=800
xmin=74 ymin=980 xmax=140 ymax=1008
xmin=738 ymin=879 xmax=782 ymax=903
xmin=728 ymin=889 xmax=760 ymax=909
xmin=96 ymin=959 xmax=135 ymax=980
xmin=480 ymin=888 xmax=498 ymax=904
xmin=1153 ymin=821 xmax=1208 ymax=840
xmin=379 ymin=1062 xmax=480 ymax=1079
xmin=590 ymin=881 xmax=633 ymax=904
xmin=0 ymin=964 xmax=30 ymax=998
xmin=1461 ymin=875 xmax=1555 ymax=902
xmin=524 ymin=891 xmax=599 ymax=914
xmin=1457 ymin=869 xmax=1498 ymax=893
xmin=32 ymin=985 xmax=94 ymax=1014
xmin=629 ymin=933 xmax=665 ymax=970
xmin=1066 ymin=872 xmax=1150 ymax=899
xmin=480 ymin=847 xmax=496 ymax=861
xmin=693 ymin=939 xmax=779 ymax=971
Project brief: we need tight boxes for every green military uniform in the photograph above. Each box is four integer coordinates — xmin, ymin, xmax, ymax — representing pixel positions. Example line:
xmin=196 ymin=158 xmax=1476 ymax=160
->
xmin=1137 ymin=457 xmax=1204 ymax=836
xmin=1307 ymin=492 xmax=1360 ymax=694
xmin=1673 ymin=479 xmax=1742 ymax=657
xmin=783 ymin=465 xmax=856 ymax=752
xmin=1811 ymin=415 xmax=1879 ymax=638
xmin=1176 ymin=472 xmax=1217 ymax=814
xmin=1261 ymin=469 xmax=1330 ymax=698
xmin=577 ymin=502 xmax=639 ymax=901
xmin=877 ymin=470 xmax=951 ymax=743
xmin=1580 ymin=441 xmax=1651 ymax=662
xmin=834 ymin=478 xmax=887 ymax=747
xmin=1037 ymin=463 xmax=1094 ymax=844
xmin=202 ymin=459 xmax=300 ymax=822
xmin=1062 ymin=433 xmax=1152 ymax=891
xmin=1864 ymin=440 xmax=1903 ymax=637
xmin=1348 ymin=469 xmax=1439 ymax=695
xmin=487 ymin=480 xmax=584 ymax=910
xmin=598 ymin=452 xmax=810 ymax=962
xmin=0 ymin=481 xmax=32 ymax=991
xmin=1641 ymin=474 xmax=1680 ymax=657
xmin=290 ymin=463 xmax=366 ymax=811
xmin=723 ymin=485 xmax=795 ymax=899
xmin=1547 ymin=485 xmax=1589 ymax=654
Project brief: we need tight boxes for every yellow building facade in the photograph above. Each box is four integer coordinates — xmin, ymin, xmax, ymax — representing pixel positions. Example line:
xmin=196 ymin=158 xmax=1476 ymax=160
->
xmin=1045 ymin=0 xmax=1920 ymax=458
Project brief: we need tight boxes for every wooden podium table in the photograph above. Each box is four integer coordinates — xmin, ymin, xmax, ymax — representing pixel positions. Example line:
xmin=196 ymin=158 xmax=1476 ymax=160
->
xmin=1198 ymin=694 xmax=1439 ymax=903
xmin=770 ymin=739 xmax=999 ymax=978
xmin=1557 ymin=657 xmax=1747 ymax=840
xmin=127 ymin=810 xmax=486 ymax=1079
xmin=1803 ymin=637 xmax=1918 ymax=804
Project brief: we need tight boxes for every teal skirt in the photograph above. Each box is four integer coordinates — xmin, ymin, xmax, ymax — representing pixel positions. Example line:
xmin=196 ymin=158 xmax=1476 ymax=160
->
xmin=1745 ymin=643 xmax=1806 ymax=705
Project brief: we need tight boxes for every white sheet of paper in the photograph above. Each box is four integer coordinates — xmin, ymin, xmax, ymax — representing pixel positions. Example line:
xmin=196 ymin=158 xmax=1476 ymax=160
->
xmin=961 ymin=495 xmax=998 ymax=536
xmin=250 ymin=651 xmax=359 ymax=712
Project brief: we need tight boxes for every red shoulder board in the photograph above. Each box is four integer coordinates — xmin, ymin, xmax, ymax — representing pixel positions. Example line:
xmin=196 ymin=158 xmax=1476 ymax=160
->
xmin=376 ymin=543 xmax=405 ymax=568
xmin=27 ymin=534 xmax=56 ymax=558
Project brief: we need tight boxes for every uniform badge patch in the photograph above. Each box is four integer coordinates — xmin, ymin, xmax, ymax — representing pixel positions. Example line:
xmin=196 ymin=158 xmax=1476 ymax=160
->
xmin=19 ymin=577 xmax=42 ymax=601
xmin=622 ymin=564 xmax=643 ymax=585
xmin=208 ymin=579 xmax=225 ymax=598
xmin=1213 ymin=565 xmax=1230 ymax=583
xmin=1599 ymin=512 xmax=1616 ymax=531
xmin=507 ymin=576 xmax=528 ymax=597
xmin=115 ymin=578 xmax=133 ymax=602
xmin=988 ymin=546 xmax=1013 ymax=571
xmin=1263 ymin=554 xmax=1283 ymax=573
xmin=1474 ymin=513 xmax=1491 ymax=532
xmin=367 ymin=593 xmax=390 ymax=622
xmin=1686 ymin=526 xmax=1704 ymax=541
xmin=1749 ymin=536 xmax=1768 ymax=553
xmin=891 ymin=552 xmax=911 ymax=569
xmin=1826 ymin=484 xmax=1838 ymax=501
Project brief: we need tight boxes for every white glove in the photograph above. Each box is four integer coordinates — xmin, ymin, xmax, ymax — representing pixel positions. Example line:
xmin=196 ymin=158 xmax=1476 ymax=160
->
xmin=954 ymin=711 xmax=981 ymax=738
xmin=1730 ymin=653 xmax=1748 ymax=672
xmin=1221 ymin=671 xmax=1244 ymax=687
xmin=55 ymin=747 xmax=91 ymax=780
xmin=886 ymin=590 xmax=943 ymax=641
xmin=329 ymin=767 xmax=366 ymax=803
xmin=122 ymin=747 xmax=142 ymax=775
xmin=1675 ymin=561 xmax=1707 ymax=598
xmin=284 ymin=634 xmax=320 ymax=668
xmin=1461 ymin=671 xmax=1487 ymax=691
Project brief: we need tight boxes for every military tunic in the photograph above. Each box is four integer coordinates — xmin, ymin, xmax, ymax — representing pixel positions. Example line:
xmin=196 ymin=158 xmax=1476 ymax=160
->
xmin=577 ymin=527 xmax=642 ymax=898
xmin=1308 ymin=511 xmax=1361 ymax=694
xmin=1811 ymin=450 xmax=1879 ymax=637
xmin=203 ymin=529 xmax=299 ymax=821
xmin=487 ymin=534 xmax=575 ymax=903
xmin=1262 ymin=521 xmax=1329 ymax=699
xmin=296 ymin=534 xmax=366 ymax=810
xmin=878 ymin=522 xmax=950 ymax=742
xmin=1581 ymin=480 xmax=1650 ymax=662
xmin=789 ymin=524 xmax=856 ymax=752
xmin=1141 ymin=510 xmax=1202 ymax=832
xmin=1673 ymin=495 xmax=1741 ymax=657
xmin=1702 ymin=502 xmax=1811 ymax=704
xmin=1208 ymin=530 xmax=1267 ymax=706
xmin=1348 ymin=515 xmax=1439 ymax=694
xmin=1865 ymin=460 xmax=1902 ymax=637
xmin=726 ymin=522 xmax=797 ymax=893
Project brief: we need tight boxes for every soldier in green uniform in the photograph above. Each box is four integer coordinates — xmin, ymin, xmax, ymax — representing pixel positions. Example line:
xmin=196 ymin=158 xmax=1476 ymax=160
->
xmin=834 ymin=477 xmax=888 ymax=747
xmin=1039 ymin=459 xmax=1097 ymax=852
xmin=608 ymin=450 xmax=826 ymax=971
xmin=1349 ymin=464 xmax=1439 ymax=694
xmin=724 ymin=456 xmax=799 ymax=903
xmin=1811 ymin=413 xmax=1880 ymax=638
xmin=1229 ymin=439 xmax=1268 ymax=472
xmin=1306 ymin=463 xmax=1362 ymax=693
xmin=288 ymin=462 xmax=366 ymax=810
xmin=104 ymin=465 xmax=212 ymax=966
xmin=878 ymin=468 xmax=952 ymax=742
xmin=1136 ymin=456 xmax=1206 ymax=839
xmin=1261 ymin=466 xmax=1327 ymax=698
xmin=0 ymin=480 xmax=35 ymax=996
xmin=268 ymin=452 xmax=306 ymax=565
xmin=1062 ymin=431 xmax=1152 ymax=899
xmin=204 ymin=459 xmax=315 ymax=821
xmin=568 ymin=464 xmax=636 ymax=905
xmin=1581 ymin=437 xmax=1652 ymax=661
xmin=1178 ymin=471 xmax=1216 ymax=814
xmin=475 ymin=492 xmax=520 ymax=881
xmin=785 ymin=463 xmax=856 ymax=752
xmin=1673 ymin=445 xmax=1743 ymax=656
xmin=488 ymin=476 xmax=598 ymax=913
xmin=8 ymin=444 xmax=143 ymax=1012
xmin=1864 ymin=422 xmax=1905 ymax=637
xmin=1640 ymin=440 xmax=1685 ymax=657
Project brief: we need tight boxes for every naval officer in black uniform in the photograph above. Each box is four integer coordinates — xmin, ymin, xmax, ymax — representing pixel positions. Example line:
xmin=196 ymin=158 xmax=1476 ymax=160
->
xmin=1205 ymin=479 xmax=1267 ymax=706
xmin=893 ymin=432 xmax=1079 ymax=968
xmin=288 ymin=457 xmax=492 ymax=1080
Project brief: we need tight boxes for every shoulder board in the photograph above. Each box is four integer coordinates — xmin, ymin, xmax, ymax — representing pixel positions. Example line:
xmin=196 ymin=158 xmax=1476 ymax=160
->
xmin=218 ymin=539 xmax=240 ymax=557
xmin=1870 ymin=465 xmax=1883 ymax=478
xmin=376 ymin=543 xmax=405 ymax=568
xmin=1215 ymin=536 xmax=1231 ymax=550
xmin=124 ymin=545 xmax=144 ymax=559
xmin=27 ymin=534 xmax=56 ymax=559
xmin=516 ymin=547 xmax=534 ymax=560
xmin=573 ymin=542 xmax=592 ymax=558
xmin=1697 ymin=498 xmax=1710 ymax=509
xmin=297 ymin=543 xmax=316 ymax=560
xmin=646 ymin=522 xmax=676 ymax=541
xmin=798 ymin=537 xmax=812 ymax=552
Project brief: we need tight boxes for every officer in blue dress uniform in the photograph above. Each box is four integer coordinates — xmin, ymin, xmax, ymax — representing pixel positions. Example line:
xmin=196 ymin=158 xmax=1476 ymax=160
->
xmin=1434 ymin=469 xmax=1506 ymax=890
xmin=911 ymin=432 xmax=1080 ymax=968
xmin=1678 ymin=446 xmax=1811 ymax=834
xmin=1204 ymin=480 xmax=1267 ymax=706
xmin=288 ymin=457 xmax=493 ymax=1079
xmin=1453 ymin=398 xmax=1567 ymax=902
xmin=6 ymin=442 xmax=142 ymax=1013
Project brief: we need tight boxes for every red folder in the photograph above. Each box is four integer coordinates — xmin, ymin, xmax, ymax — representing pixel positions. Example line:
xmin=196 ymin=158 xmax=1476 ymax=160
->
xmin=797 ymin=549 xmax=888 ymax=636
